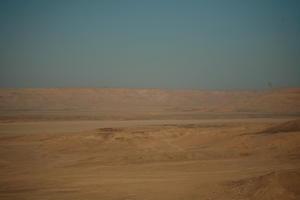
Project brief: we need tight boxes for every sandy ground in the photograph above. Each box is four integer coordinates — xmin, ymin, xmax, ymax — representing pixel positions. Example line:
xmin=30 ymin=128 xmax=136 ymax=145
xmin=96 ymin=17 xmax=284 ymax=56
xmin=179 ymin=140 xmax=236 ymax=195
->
xmin=0 ymin=118 xmax=300 ymax=200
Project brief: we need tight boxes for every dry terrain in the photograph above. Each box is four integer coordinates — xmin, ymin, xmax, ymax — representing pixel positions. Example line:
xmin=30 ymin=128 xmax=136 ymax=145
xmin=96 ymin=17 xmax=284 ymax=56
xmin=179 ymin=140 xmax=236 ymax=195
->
xmin=1 ymin=87 xmax=300 ymax=121
xmin=0 ymin=118 xmax=300 ymax=200
xmin=0 ymin=88 xmax=300 ymax=199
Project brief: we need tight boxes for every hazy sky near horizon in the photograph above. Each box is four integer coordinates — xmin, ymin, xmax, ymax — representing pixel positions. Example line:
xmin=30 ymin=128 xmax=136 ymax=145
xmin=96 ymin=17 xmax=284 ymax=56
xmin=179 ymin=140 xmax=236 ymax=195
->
xmin=0 ymin=0 xmax=299 ymax=90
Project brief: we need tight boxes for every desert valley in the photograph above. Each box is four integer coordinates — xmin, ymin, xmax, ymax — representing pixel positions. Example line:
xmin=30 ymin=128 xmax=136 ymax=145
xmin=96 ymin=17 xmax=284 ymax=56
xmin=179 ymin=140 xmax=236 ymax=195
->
xmin=1 ymin=0 xmax=300 ymax=199
xmin=0 ymin=87 xmax=300 ymax=200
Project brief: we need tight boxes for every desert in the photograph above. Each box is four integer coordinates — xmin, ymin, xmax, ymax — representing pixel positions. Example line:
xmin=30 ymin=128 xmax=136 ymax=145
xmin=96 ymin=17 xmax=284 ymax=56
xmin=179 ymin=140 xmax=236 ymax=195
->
xmin=0 ymin=87 xmax=300 ymax=200
xmin=1 ymin=1 xmax=300 ymax=199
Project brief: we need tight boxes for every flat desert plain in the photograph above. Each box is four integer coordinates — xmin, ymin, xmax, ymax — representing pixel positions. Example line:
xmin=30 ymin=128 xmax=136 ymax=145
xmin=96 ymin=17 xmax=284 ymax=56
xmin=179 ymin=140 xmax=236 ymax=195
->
xmin=0 ymin=88 xmax=300 ymax=200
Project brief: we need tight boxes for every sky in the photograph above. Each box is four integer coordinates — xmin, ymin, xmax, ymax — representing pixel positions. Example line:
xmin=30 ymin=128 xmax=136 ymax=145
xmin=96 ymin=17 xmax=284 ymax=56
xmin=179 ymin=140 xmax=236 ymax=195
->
xmin=0 ymin=0 xmax=299 ymax=90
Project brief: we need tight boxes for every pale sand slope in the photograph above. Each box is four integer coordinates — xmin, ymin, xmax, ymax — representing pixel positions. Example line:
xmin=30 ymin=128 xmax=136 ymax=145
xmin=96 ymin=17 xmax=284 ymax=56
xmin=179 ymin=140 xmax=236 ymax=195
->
xmin=0 ymin=118 xmax=299 ymax=200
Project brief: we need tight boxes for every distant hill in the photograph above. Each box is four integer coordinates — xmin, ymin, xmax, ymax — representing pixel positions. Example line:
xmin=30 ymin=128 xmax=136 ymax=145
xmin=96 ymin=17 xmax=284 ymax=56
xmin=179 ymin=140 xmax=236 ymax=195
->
xmin=0 ymin=87 xmax=299 ymax=120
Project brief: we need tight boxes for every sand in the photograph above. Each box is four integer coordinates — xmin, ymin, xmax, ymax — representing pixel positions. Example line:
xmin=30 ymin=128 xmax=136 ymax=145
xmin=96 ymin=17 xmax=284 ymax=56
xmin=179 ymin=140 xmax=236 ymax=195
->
xmin=0 ymin=87 xmax=300 ymax=199
xmin=1 ymin=87 xmax=300 ymax=121
xmin=0 ymin=118 xmax=299 ymax=200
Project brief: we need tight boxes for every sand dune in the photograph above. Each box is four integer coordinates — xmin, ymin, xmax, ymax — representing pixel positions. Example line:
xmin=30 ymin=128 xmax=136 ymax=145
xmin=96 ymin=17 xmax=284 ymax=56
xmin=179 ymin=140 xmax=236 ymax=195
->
xmin=227 ymin=169 xmax=300 ymax=200
xmin=259 ymin=119 xmax=300 ymax=134
xmin=0 ymin=118 xmax=299 ymax=199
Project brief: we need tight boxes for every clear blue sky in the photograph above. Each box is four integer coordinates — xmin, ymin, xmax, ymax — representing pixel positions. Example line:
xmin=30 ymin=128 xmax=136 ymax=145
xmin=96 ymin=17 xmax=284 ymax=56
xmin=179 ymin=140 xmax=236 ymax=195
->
xmin=0 ymin=0 xmax=299 ymax=90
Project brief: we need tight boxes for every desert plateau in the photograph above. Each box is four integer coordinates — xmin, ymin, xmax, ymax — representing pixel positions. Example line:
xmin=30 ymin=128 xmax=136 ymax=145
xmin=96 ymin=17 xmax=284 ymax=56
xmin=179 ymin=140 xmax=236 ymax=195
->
xmin=0 ymin=87 xmax=300 ymax=200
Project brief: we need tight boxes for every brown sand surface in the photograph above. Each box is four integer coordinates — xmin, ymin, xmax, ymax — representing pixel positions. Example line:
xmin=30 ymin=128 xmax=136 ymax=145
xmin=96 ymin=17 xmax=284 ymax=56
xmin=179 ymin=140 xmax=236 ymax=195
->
xmin=0 ymin=118 xmax=299 ymax=200
xmin=1 ymin=87 xmax=300 ymax=121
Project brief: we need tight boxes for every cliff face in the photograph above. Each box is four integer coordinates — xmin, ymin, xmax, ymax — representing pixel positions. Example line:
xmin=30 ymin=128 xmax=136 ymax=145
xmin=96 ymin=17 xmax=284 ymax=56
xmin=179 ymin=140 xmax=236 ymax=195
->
xmin=0 ymin=87 xmax=300 ymax=115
